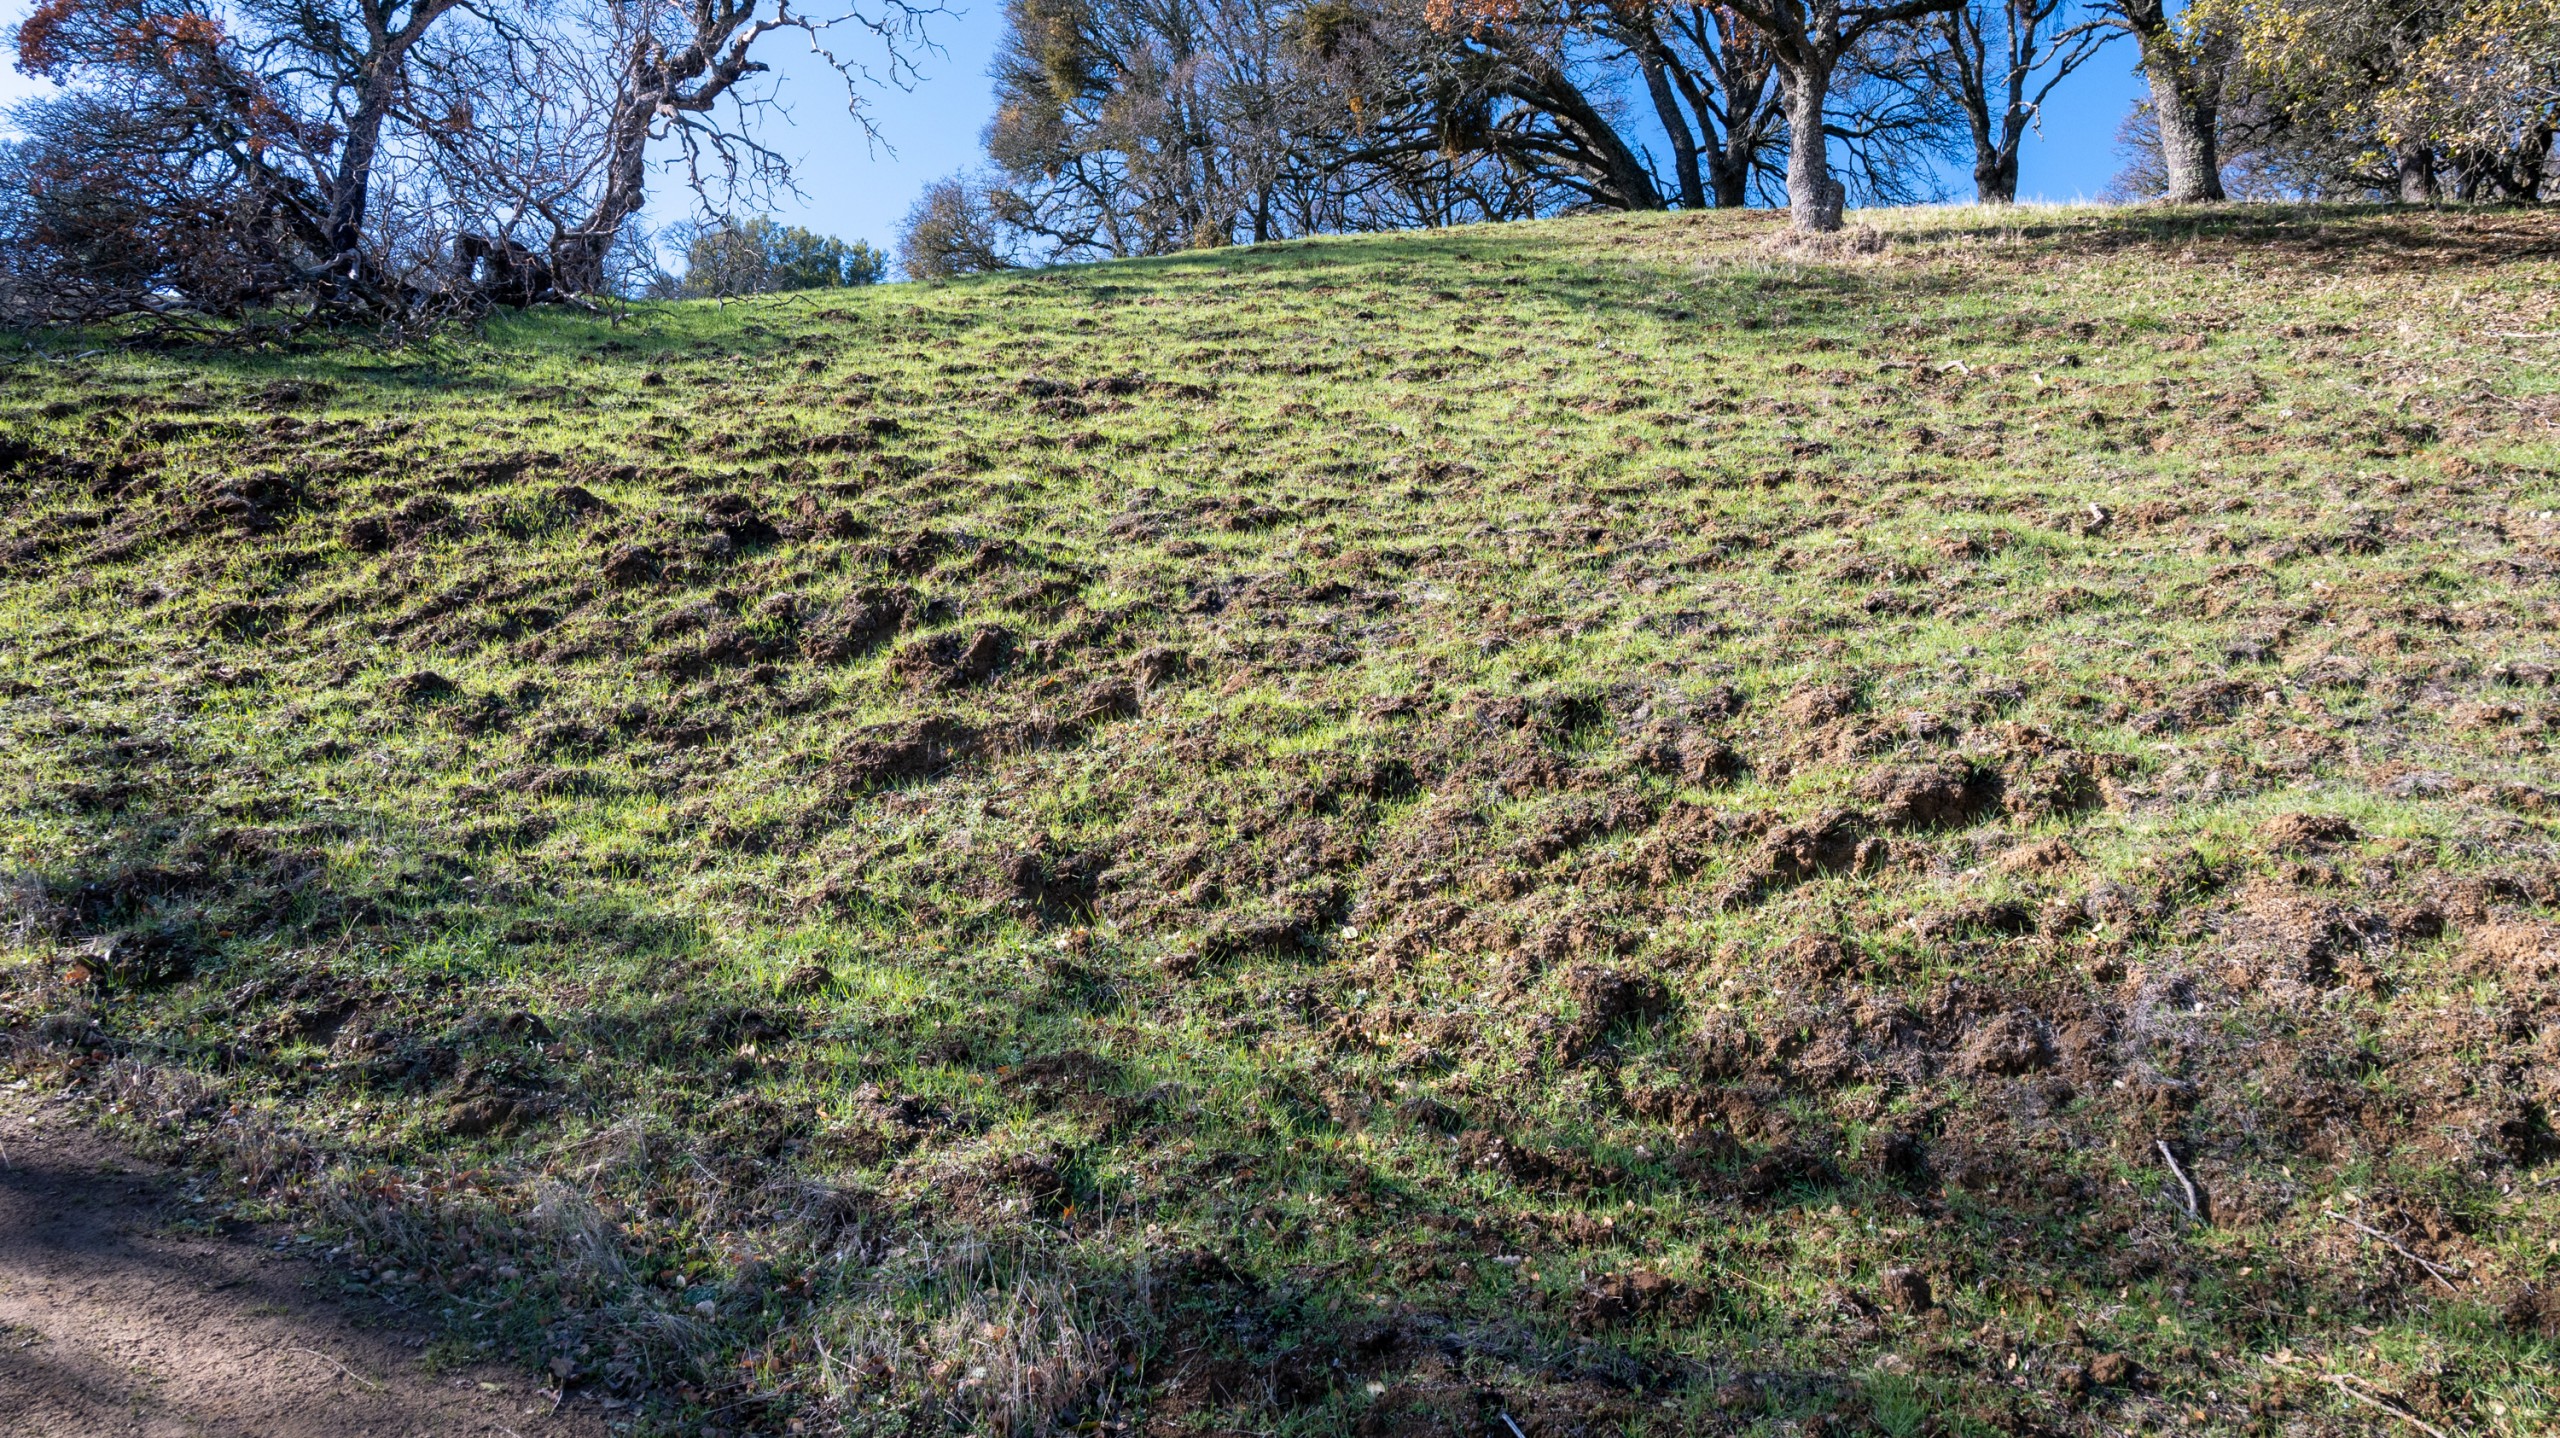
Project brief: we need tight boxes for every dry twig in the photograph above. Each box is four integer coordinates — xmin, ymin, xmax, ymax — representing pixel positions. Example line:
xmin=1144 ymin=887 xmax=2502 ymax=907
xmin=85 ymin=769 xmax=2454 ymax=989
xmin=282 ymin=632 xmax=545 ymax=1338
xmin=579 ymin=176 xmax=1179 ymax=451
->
xmin=288 ymin=1346 xmax=384 ymax=1392
xmin=2261 ymin=1356 xmax=2450 ymax=1438
xmin=2325 ymin=1210 xmax=2461 ymax=1293
xmin=2156 ymin=1141 xmax=2200 ymax=1220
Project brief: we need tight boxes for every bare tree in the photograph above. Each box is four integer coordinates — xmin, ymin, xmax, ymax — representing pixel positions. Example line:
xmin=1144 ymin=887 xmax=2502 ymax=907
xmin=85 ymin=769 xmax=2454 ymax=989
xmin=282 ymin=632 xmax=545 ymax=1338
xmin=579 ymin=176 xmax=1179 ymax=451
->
xmin=1326 ymin=0 xmax=1659 ymax=218
xmin=1608 ymin=0 xmax=1787 ymax=207
xmin=899 ymin=174 xmax=1016 ymax=276
xmin=1461 ymin=5 xmax=1668 ymax=209
xmin=980 ymin=0 xmax=1635 ymax=263
xmin=1707 ymin=0 xmax=1964 ymax=228
xmin=1292 ymin=0 xmax=1598 ymax=227
xmin=12 ymin=0 xmax=471 ymax=316
xmin=975 ymin=0 xmax=1962 ymax=256
xmin=541 ymin=0 xmax=938 ymax=295
xmin=5 ymin=0 xmax=938 ymax=327
xmin=1917 ymin=0 xmax=2110 ymax=200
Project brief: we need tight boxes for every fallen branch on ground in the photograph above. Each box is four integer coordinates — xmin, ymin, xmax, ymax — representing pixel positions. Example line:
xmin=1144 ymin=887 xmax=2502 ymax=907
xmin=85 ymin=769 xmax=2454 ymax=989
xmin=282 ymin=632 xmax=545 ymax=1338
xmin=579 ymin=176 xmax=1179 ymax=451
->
xmin=2324 ymin=1210 xmax=2460 ymax=1293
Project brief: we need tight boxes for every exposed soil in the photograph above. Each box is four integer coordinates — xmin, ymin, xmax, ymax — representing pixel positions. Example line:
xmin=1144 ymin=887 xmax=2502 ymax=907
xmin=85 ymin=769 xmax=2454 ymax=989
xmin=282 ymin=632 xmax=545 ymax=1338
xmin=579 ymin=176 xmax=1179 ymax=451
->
xmin=0 ymin=1092 xmax=600 ymax=1438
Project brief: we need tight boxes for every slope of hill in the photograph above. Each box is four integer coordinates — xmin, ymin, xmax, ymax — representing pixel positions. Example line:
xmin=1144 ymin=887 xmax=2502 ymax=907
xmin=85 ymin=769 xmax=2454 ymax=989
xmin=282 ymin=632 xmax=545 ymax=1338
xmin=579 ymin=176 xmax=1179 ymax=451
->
xmin=3 ymin=204 xmax=2559 ymax=1436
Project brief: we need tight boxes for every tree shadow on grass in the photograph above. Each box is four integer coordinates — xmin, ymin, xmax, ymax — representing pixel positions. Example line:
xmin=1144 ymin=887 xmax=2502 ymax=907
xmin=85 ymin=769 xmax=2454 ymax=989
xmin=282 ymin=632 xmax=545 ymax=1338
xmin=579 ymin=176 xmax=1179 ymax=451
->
xmin=0 ymin=761 xmax=1928 ymax=1433
xmin=0 ymin=556 xmax=2493 ymax=1434
xmin=4 ymin=740 xmax=2508 ymax=1434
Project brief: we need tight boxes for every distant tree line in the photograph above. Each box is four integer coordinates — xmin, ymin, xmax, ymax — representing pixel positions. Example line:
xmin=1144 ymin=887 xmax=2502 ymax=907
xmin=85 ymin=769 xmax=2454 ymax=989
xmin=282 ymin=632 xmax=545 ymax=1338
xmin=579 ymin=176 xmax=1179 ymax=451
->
xmin=2 ymin=0 xmax=2546 ymax=320
xmin=653 ymin=218 xmax=888 ymax=297
xmin=0 ymin=0 xmax=929 ymax=332
xmin=899 ymin=0 xmax=2556 ymax=267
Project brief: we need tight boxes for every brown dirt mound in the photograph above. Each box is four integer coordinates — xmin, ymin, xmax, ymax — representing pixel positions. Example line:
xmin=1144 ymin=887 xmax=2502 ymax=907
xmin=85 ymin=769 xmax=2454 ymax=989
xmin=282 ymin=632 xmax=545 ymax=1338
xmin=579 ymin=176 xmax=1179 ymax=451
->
xmin=2262 ymin=812 xmax=2359 ymax=852
xmin=1856 ymin=757 xmax=1997 ymax=829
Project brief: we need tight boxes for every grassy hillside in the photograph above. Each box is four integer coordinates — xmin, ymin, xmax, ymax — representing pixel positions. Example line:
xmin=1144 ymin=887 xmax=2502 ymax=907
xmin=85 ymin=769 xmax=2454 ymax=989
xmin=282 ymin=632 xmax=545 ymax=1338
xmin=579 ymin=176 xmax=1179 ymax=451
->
xmin=4 ymin=204 xmax=2560 ymax=1437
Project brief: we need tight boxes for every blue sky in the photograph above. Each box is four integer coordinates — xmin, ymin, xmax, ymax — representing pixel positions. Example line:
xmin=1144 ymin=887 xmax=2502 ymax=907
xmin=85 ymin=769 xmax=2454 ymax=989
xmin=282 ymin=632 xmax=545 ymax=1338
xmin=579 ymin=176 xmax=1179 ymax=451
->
xmin=0 ymin=1 xmax=2154 ymax=260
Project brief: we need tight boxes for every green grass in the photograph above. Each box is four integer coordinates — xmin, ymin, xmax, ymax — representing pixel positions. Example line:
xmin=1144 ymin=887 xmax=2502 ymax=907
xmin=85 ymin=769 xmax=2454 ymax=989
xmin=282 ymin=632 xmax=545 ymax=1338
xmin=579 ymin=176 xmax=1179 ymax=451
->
xmin=4 ymin=202 xmax=2560 ymax=1436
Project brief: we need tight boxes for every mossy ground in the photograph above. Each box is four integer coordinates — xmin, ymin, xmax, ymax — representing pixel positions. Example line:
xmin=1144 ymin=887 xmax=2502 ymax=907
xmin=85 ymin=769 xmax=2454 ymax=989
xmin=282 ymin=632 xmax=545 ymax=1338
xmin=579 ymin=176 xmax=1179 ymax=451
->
xmin=4 ymin=203 xmax=2560 ymax=1437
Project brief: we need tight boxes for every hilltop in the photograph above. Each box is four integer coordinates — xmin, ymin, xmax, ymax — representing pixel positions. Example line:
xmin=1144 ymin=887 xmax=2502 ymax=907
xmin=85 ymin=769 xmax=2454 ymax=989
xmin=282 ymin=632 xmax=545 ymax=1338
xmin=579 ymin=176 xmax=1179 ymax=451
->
xmin=3 ymin=204 xmax=2559 ymax=1436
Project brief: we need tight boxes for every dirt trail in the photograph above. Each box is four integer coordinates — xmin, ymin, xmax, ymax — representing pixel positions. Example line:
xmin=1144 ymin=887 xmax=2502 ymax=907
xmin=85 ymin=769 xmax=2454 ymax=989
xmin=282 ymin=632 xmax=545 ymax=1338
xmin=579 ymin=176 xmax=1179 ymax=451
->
xmin=0 ymin=1091 xmax=604 ymax=1438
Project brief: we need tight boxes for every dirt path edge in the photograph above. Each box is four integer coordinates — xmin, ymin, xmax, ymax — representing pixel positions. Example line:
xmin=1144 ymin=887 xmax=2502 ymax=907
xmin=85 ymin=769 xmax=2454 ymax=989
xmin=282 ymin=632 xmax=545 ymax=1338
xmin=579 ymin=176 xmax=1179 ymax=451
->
xmin=0 ymin=1086 xmax=607 ymax=1438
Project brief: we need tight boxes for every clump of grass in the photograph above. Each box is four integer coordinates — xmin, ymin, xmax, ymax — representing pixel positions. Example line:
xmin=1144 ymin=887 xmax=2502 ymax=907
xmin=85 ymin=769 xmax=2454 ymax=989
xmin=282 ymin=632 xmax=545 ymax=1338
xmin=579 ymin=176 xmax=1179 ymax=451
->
xmin=814 ymin=1239 xmax=1129 ymax=1436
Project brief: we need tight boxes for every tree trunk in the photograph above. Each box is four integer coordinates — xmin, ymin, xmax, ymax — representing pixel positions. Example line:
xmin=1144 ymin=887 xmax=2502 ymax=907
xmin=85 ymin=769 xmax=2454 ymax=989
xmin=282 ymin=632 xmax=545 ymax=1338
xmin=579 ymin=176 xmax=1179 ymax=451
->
xmin=2126 ymin=3 xmax=2224 ymax=204
xmin=1666 ymin=61 xmax=1751 ymax=208
xmin=2517 ymin=123 xmax=2555 ymax=200
xmin=1636 ymin=45 xmax=1706 ymax=209
xmin=322 ymin=61 xmax=410 ymax=291
xmin=1975 ymin=149 xmax=2018 ymax=204
xmin=2141 ymin=62 xmax=2222 ymax=201
xmin=1705 ymin=85 xmax=1758 ymax=209
xmin=2394 ymin=143 xmax=2438 ymax=203
xmin=321 ymin=4 xmax=459 ymax=298
xmin=1970 ymin=106 xmax=2013 ymax=204
xmin=1708 ymin=149 xmax=1753 ymax=208
xmin=553 ymin=84 xmax=657 ymax=297
xmin=1783 ymin=64 xmax=1842 ymax=231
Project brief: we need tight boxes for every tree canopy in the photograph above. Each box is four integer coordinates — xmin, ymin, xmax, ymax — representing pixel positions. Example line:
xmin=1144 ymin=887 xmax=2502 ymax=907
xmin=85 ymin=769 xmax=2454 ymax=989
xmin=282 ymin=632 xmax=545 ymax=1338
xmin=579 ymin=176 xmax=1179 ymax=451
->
xmin=669 ymin=219 xmax=890 ymax=297
xmin=1 ymin=0 xmax=933 ymax=331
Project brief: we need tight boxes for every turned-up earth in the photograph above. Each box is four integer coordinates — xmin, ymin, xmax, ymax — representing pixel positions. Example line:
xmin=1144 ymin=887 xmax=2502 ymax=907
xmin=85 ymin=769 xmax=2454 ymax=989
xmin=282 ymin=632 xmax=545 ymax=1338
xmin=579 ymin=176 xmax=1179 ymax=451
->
xmin=2 ymin=205 xmax=2558 ymax=1438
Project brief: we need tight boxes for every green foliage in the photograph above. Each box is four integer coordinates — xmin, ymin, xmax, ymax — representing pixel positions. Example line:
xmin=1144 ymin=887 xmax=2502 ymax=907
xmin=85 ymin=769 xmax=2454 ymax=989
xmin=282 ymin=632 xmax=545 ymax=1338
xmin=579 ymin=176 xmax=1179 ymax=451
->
xmin=673 ymin=217 xmax=887 ymax=297
xmin=2191 ymin=0 xmax=2559 ymax=191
